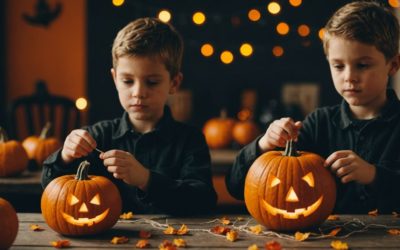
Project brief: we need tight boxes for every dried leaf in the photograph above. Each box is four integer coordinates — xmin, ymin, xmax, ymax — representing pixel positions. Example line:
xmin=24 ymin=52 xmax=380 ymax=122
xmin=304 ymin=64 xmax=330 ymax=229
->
xmin=368 ymin=209 xmax=378 ymax=216
xmin=173 ymin=238 xmax=187 ymax=247
xmin=136 ymin=239 xmax=150 ymax=248
xmin=236 ymin=217 xmax=245 ymax=221
xmin=327 ymin=215 xmax=340 ymax=221
xmin=328 ymin=228 xmax=341 ymax=236
xmin=388 ymin=229 xmax=400 ymax=235
xmin=221 ymin=216 xmax=231 ymax=225
xmin=163 ymin=226 xmax=177 ymax=235
xmin=159 ymin=240 xmax=177 ymax=250
xmin=120 ymin=211 xmax=134 ymax=220
xmin=51 ymin=240 xmax=70 ymax=248
xmin=264 ymin=240 xmax=282 ymax=250
xmin=294 ymin=232 xmax=310 ymax=241
xmin=249 ymin=225 xmax=263 ymax=235
xmin=110 ymin=236 xmax=129 ymax=244
xmin=226 ymin=230 xmax=238 ymax=242
xmin=139 ymin=230 xmax=152 ymax=239
xmin=248 ymin=243 xmax=259 ymax=250
xmin=30 ymin=224 xmax=44 ymax=231
xmin=392 ymin=212 xmax=400 ymax=218
xmin=177 ymin=224 xmax=189 ymax=235
xmin=211 ymin=225 xmax=231 ymax=235
xmin=330 ymin=240 xmax=349 ymax=250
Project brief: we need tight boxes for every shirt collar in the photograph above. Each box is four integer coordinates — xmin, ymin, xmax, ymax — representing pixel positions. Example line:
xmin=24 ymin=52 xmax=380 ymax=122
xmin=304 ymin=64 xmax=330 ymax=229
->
xmin=112 ymin=106 xmax=176 ymax=141
xmin=334 ymin=89 xmax=400 ymax=129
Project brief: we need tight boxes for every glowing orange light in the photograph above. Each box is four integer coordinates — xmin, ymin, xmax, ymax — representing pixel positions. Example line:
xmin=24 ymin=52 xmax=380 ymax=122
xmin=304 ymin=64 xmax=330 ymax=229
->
xmin=248 ymin=9 xmax=261 ymax=22
xmin=220 ymin=51 xmax=234 ymax=64
xmin=267 ymin=2 xmax=281 ymax=15
xmin=112 ymin=0 xmax=125 ymax=7
xmin=297 ymin=24 xmax=310 ymax=37
xmin=276 ymin=22 xmax=290 ymax=35
xmin=201 ymin=44 xmax=214 ymax=57
xmin=289 ymin=0 xmax=302 ymax=7
xmin=193 ymin=12 xmax=206 ymax=25
xmin=158 ymin=10 xmax=171 ymax=23
xmin=272 ymin=46 xmax=284 ymax=57
xmin=75 ymin=97 xmax=88 ymax=110
xmin=389 ymin=0 xmax=400 ymax=8
xmin=318 ymin=28 xmax=326 ymax=40
xmin=240 ymin=43 xmax=253 ymax=57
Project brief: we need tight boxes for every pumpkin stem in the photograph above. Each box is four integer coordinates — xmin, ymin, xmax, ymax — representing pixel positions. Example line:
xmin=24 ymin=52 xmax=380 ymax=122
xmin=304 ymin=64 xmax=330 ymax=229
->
xmin=0 ymin=127 xmax=8 ymax=142
xmin=39 ymin=122 xmax=52 ymax=139
xmin=75 ymin=160 xmax=91 ymax=180
xmin=283 ymin=139 xmax=299 ymax=157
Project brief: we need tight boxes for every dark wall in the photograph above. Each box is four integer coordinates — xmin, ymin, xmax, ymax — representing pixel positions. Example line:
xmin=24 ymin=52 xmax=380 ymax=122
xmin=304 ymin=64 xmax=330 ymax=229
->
xmin=0 ymin=0 xmax=5 ymax=127
xmin=87 ymin=0 xmax=354 ymax=128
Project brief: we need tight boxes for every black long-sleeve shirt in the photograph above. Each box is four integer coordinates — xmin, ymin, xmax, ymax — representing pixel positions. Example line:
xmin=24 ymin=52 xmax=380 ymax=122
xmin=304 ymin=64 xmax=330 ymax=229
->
xmin=42 ymin=107 xmax=217 ymax=215
xmin=226 ymin=89 xmax=400 ymax=214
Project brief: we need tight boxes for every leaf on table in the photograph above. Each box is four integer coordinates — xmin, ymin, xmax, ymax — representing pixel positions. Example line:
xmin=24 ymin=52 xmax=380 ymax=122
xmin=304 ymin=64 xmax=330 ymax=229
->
xmin=327 ymin=215 xmax=340 ymax=221
xmin=50 ymin=240 xmax=70 ymax=248
xmin=328 ymin=228 xmax=341 ymax=236
xmin=221 ymin=216 xmax=231 ymax=225
xmin=159 ymin=240 xmax=177 ymax=250
xmin=226 ymin=230 xmax=238 ymax=242
xmin=388 ymin=229 xmax=400 ymax=235
xmin=120 ymin=211 xmax=134 ymax=220
xmin=247 ymin=243 xmax=259 ymax=250
xmin=330 ymin=240 xmax=348 ymax=249
xmin=392 ymin=211 xmax=400 ymax=218
xmin=368 ymin=209 xmax=378 ymax=216
xmin=173 ymin=238 xmax=187 ymax=247
xmin=136 ymin=239 xmax=150 ymax=248
xmin=294 ymin=232 xmax=310 ymax=241
xmin=139 ymin=230 xmax=152 ymax=238
xmin=236 ymin=216 xmax=245 ymax=221
xmin=177 ymin=224 xmax=189 ymax=235
xmin=30 ymin=224 xmax=44 ymax=231
xmin=249 ymin=224 xmax=263 ymax=235
xmin=211 ymin=225 xmax=231 ymax=235
xmin=264 ymin=240 xmax=282 ymax=250
xmin=163 ymin=225 xmax=177 ymax=235
xmin=110 ymin=236 xmax=129 ymax=244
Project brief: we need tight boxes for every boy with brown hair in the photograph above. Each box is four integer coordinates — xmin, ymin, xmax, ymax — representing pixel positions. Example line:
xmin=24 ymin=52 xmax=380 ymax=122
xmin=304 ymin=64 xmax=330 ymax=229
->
xmin=42 ymin=17 xmax=217 ymax=215
xmin=226 ymin=1 xmax=400 ymax=214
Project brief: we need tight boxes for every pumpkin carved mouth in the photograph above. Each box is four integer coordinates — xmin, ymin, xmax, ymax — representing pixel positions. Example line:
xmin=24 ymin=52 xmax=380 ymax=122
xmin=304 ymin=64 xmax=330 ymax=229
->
xmin=61 ymin=209 xmax=110 ymax=226
xmin=262 ymin=196 xmax=323 ymax=219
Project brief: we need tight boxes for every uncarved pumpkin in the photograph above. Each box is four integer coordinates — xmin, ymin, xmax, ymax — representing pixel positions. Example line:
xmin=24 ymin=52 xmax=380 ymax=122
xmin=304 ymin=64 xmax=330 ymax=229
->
xmin=0 ymin=127 xmax=28 ymax=177
xmin=22 ymin=122 xmax=61 ymax=166
xmin=244 ymin=140 xmax=336 ymax=231
xmin=0 ymin=197 xmax=19 ymax=249
xmin=203 ymin=110 xmax=235 ymax=149
xmin=41 ymin=161 xmax=122 ymax=236
xmin=232 ymin=120 xmax=260 ymax=146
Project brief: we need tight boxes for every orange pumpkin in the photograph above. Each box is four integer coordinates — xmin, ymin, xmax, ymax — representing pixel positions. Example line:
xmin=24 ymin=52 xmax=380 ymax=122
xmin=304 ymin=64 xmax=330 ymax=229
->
xmin=22 ymin=122 xmax=61 ymax=166
xmin=0 ymin=127 xmax=28 ymax=177
xmin=203 ymin=110 xmax=235 ymax=149
xmin=41 ymin=161 xmax=122 ymax=236
xmin=232 ymin=120 xmax=260 ymax=146
xmin=0 ymin=197 xmax=19 ymax=249
xmin=244 ymin=140 xmax=336 ymax=231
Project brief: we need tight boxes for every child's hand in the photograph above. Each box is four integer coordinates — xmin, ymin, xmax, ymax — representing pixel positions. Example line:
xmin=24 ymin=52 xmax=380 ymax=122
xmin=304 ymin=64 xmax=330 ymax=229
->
xmin=258 ymin=117 xmax=302 ymax=152
xmin=100 ymin=150 xmax=150 ymax=190
xmin=324 ymin=150 xmax=376 ymax=184
xmin=61 ymin=129 xmax=97 ymax=164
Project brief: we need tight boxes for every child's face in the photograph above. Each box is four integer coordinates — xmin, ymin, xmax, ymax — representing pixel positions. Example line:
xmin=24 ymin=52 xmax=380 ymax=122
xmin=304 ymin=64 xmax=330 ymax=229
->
xmin=327 ymin=36 xmax=399 ymax=111
xmin=111 ymin=55 xmax=181 ymax=125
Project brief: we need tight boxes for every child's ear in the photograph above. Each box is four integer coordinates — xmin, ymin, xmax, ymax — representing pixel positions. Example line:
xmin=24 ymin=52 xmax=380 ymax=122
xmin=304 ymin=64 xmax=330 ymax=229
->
xmin=169 ymin=72 xmax=183 ymax=94
xmin=389 ymin=54 xmax=400 ymax=76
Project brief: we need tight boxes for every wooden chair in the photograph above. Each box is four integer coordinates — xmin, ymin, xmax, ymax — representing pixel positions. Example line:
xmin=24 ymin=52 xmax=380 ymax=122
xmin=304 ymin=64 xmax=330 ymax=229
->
xmin=7 ymin=80 xmax=81 ymax=140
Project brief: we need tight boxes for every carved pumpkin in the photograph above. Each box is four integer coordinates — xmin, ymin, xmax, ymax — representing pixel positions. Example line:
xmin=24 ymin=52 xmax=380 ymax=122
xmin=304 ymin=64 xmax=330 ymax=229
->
xmin=203 ymin=110 xmax=235 ymax=149
xmin=22 ymin=122 xmax=61 ymax=166
xmin=244 ymin=140 xmax=336 ymax=231
xmin=232 ymin=120 xmax=260 ymax=146
xmin=41 ymin=161 xmax=122 ymax=236
xmin=0 ymin=197 xmax=19 ymax=249
xmin=0 ymin=127 xmax=28 ymax=177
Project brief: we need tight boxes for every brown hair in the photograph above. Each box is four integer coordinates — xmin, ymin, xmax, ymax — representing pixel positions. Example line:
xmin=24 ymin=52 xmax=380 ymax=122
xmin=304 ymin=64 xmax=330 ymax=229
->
xmin=323 ymin=1 xmax=399 ymax=60
xmin=111 ymin=17 xmax=183 ymax=78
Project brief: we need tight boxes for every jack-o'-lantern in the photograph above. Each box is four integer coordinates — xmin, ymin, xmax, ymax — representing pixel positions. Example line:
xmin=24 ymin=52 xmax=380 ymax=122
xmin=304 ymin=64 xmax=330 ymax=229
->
xmin=0 ymin=127 xmax=28 ymax=177
xmin=22 ymin=122 xmax=61 ymax=166
xmin=244 ymin=140 xmax=336 ymax=231
xmin=232 ymin=120 xmax=260 ymax=146
xmin=0 ymin=197 xmax=18 ymax=249
xmin=41 ymin=161 xmax=122 ymax=236
xmin=203 ymin=109 xmax=235 ymax=149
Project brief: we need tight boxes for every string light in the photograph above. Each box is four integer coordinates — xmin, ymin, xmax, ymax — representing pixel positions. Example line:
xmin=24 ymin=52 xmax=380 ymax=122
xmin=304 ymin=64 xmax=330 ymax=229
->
xmin=276 ymin=22 xmax=290 ymax=35
xmin=240 ymin=43 xmax=253 ymax=57
xmin=201 ymin=43 xmax=214 ymax=57
xmin=267 ymin=2 xmax=281 ymax=15
xmin=220 ymin=51 xmax=234 ymax=64
xmin=318 ymin=28 xmax=325 ymax=40
xmin=75 ymin=97 xmax=88 ymax=110
xmin=112 ymin=0 xmax=125 ymax=7
xmin=297 ymin=24 xmax=310 ymax=37
xmin=388 ymin=0 xmax=400 ymax=8
xmin=193 ymin=12 xmax=206 ymax=25
xmin=289 ymin=0 xmax=302 ymax=7
xmin=158 ymin=10 xmax=172 ymax=22
xmin=248 ymin=9 xmax=261 ymax=22
xmin=272 ymin=46 xmax=284 ymax=57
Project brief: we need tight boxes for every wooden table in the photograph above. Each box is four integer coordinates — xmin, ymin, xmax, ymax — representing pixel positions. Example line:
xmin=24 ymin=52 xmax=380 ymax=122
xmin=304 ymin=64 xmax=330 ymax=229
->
xmin=11 ymin=213 xmax=400 ymax=249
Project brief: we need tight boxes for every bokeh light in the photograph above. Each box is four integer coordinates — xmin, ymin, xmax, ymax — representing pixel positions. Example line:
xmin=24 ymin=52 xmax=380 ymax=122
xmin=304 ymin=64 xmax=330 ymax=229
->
xmin=248 ymin=9 xmax=261 ymax=22
xmin=220 ymin=51 xmax=234 ymax=64
xmin=267 ymin=2 xmax=281 ymax=15
xmin=240 ymin=43 xmax=253 ymax=57
xmin=276 ymin=22 xmax=290 ymax=35
xmin=272 ymin=46 xmax=284 ymax=57
xmin=193 ymin=12 xmax=206 ymax=25
xmin=158 ymin=10 xmax=172 ymax=22
xmin=75 ymin=97 xmax=88 ymax=110
xmin=201 ymin=43 xmax=214 ymax=57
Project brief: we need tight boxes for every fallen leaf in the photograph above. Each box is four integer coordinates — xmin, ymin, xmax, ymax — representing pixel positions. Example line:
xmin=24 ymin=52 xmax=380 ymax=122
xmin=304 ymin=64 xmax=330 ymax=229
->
xmin=177 ymin=224 xmax=189 ymax=235
xmin=236 ymin=217 xmax=245 ymax=221
xmin=50 ymin=240 xmax=70 ymax=248
xmin=221 ymin=216 xmax=231 ymax=225
xmin=265 ymin=240 xmax=282 ymax=250
xmin=163 ymin=226 xmax=177 ymax=235
xmin=173 ymin=238 xmax=186 ymax=247
xmin=120 ymin=211 xmax=134 ymax=220
xmin=294 ymin=232 xmax=310 ymax=241
xmin=111 ymin=236 xmax=129 ymax=244
xmin=388 ymin=229 xmax=400 ymax=235
xmin=136 ymin=239 xmax=150 ymax=248
xmin=392 ymin=212 xmax=400 ymax=218
xmin=248 ymin=243 xmax=259 ymax=250
xmin=368 ymin=209 xmax=378 ymax=216
xmin=327 ymin=215 xmax=340 ymax=221
xmin=30 ymin=224 xmax=44 ymax=231
xmin=159 ymin=240 xmax=177 ymax=250
xmin=328 ymin=228 xmax=341 ymax=236
xmin=249 ymin=225 xmax=263 ymax=235
xmin=330 ymin=240 xmax=348 ymax=249
xmin=226 ymin=230 xmax=238 ymax=242
xmin=211 ymin=225 xmax=231 ymax=235
xmin=139 ymin=230 xmax=152 ymax=238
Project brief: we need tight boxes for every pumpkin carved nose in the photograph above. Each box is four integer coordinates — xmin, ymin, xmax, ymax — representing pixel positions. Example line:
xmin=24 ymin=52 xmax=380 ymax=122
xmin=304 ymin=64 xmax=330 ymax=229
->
xmin=286 ymin=187 xmax=299 ymax=202
xmin=79 ymin=203 xmax=89 ymax=212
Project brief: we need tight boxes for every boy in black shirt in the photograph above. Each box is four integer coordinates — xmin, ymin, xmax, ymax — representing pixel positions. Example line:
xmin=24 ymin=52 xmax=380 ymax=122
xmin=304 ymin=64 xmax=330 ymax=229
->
xmin=226 ymin=1 xmax=400 ymax=214
xmin=42 ymin=18 xmax=217 ymax=215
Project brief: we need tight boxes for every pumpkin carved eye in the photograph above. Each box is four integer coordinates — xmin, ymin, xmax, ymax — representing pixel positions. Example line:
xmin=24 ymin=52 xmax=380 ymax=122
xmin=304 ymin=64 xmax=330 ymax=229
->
xmin=268 ymin=175 xmax=281 ymax=188
xmin=302 ymin=172 xmax=315 ymax=187
xmin=69 ymin=194 xmax=80 ymax=206
xmin=90 ymin=194 xmax=101 ymax=205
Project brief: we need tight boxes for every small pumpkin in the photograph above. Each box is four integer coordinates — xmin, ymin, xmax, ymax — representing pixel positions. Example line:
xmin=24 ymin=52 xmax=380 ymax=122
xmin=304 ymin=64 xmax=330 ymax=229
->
xmin=0 ymin=127 xmax=28 ymax=177
xmin=0 ymin=197 xmax=19 ymax=249
xmin=203 ymin=109 xmax=235 ymax=149
xmin=244 ymin=140 xmax=336 ymax=231
xmin=41 ymin=161 xmax=122 ymax=236
xmin=232 ymin=120 xmax=260 ymax=146
xmin=22 ymin=122 xmax=61 ymax=166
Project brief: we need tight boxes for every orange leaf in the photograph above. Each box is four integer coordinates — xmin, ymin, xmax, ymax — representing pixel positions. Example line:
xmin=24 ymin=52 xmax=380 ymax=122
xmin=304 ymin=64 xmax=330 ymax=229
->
xmin=265 ymin=240 xmax=282 ymax=250
xmin=294 ymin=232 xmax=310 ymax=241
xmin=30 ymin=224 xmax=44 ymax=231
xmin=120 ymin=211 xmax=134 ymax=220
xmin=368 ymin=209 xmax=378 ymax=216
xmin=249 ymin=225 xmax=263 ymax=235
xmin=139 ymin=230 xmax=152 ymax=239
xmin=211 ymin=225 xmax=231 ymax=235
xmin=327 ymin=215 xmax=340 ymax=221
xmin=226 ymin=230 xmax=238 ymax=242
xmin=136 ymin=239 xmax=150 ymax=248
xmin=159 ymin=240 xmax=177 ymax=250
xmin=221 ymin=216 xmax=231 ymax=225
xmin=330 ymin=240 xmax=349 ymax=249
xmin=50 ymin=240 xmax=70 ymax=248
xmin=388 ymin=229 xmax=400 ymax=235
xmin=328 ymin=228 xmax=341 ymax=236
xmin=248 ymin=243 xmax=259 ymax=250
xmin=163 ymin=226 xmax=177 ymax=235
xmin=173 ymin=238 xmax=187 ymax=247
xmin=177 ymin=224 xmax=189 ymax=235
xmin=110 ymin=236 xmax=129 ymax=244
